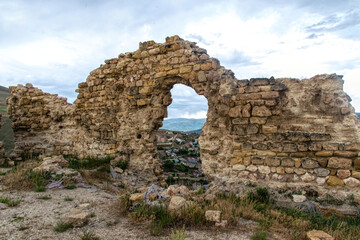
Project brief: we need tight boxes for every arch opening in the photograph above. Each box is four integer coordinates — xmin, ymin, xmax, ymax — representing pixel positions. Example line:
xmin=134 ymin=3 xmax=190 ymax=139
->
xmin=156 ymin=84 xmax=209 ymax=189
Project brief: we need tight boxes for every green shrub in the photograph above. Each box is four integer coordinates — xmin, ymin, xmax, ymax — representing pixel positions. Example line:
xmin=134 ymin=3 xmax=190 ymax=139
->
xmin=115 ymin=160 xmax=129 ymax=170
xmin=169 ymin=225 xmax=187 ymax=240
xmin=53 ymin=221 xmax=73 ymax=232
xmin=163 ymin=160 xmax=175 ymax=172
xmin=175 ymin=164 xmax=188 ymax=172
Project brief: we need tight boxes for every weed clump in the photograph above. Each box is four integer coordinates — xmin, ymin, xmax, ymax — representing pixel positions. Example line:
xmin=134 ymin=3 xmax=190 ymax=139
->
xmin=53 ymin=221 xmax=73 ymax=232
xmin=0 ymin=196 xmax=21 ymax=207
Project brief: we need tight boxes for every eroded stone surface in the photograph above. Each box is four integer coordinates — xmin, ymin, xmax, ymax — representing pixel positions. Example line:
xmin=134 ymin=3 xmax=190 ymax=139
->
xmin=6 ymin=36 xmax=360 ymax=190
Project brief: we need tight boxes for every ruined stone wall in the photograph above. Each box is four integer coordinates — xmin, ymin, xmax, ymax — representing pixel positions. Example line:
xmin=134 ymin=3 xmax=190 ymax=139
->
xmin=7 ymin=36 xmax=360 ymax=189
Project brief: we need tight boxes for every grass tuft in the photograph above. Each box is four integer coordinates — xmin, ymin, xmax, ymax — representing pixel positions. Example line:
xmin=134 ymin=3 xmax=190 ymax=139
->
xmin=80 ymin=231 xmax=100 ymax=240
xmin=53 ymin=221 xmax=73 ymax=232
xmin=0 ymin=196 xmax=21 ymax=207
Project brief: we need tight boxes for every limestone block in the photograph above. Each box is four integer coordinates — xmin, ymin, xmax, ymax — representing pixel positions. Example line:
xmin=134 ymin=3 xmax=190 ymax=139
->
xmin=333 ymin=151 xmax=357 ymax=158
xmin=252 ymin=106 xmax=271 ymax=117
xmin=301 ymin=158 xmax=319 ymax=169
xmin=337 ymin=170 xmax=351 ymax=179
xmin=301 ymin=173 xmax=315 ymax=182
xmin=315 ymin=151 xmax=333 ymax=157
xmin=352 ymin=170 xmax=360 ymax=179
xmin=314 ymin=168 xmax=330 ymax=177
xmin=327 ymin=157 xmax=352 ymax=169
xmin=262 ymin=125 xmax=277 ymax=134
xmin=327 ymin=176 xmax=344 ymax=187
xmin=343 ymin=177 xmax=360 ymax=187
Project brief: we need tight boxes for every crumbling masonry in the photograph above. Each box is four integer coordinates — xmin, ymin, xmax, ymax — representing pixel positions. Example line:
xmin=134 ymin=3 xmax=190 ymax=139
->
xmin=7 ymin=36 xmax=360 ymax=189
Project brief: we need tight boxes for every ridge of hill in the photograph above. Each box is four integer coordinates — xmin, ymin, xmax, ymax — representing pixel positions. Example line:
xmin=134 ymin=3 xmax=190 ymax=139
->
xmin=161 ymin=118 xmax=206 ymax=132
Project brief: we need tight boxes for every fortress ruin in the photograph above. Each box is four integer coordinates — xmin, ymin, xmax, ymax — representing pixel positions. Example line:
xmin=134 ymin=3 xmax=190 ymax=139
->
xmin=6 ymin=36 xmax=360 ymax=190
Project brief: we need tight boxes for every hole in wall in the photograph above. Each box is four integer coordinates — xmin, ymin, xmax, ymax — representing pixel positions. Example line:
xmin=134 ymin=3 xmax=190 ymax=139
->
xmin=156 ymin=84 xmax=209 ymax=189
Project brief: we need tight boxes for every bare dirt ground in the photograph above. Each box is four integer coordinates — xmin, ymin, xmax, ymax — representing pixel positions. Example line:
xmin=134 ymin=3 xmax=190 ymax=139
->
xmin=0 ymin=186 xmax=259 ymax=240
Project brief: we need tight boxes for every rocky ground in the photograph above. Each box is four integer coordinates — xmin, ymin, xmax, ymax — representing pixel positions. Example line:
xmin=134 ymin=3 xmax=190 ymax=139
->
xmin=0 ymin=185 xmax=258 ymax=240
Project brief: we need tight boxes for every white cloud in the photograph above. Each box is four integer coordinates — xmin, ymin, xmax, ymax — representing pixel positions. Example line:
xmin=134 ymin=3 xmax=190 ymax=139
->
xmin=0 ymin=0 xmax=359 ymax=113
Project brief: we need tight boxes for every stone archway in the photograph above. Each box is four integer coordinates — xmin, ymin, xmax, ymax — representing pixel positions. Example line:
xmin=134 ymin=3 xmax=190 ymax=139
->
xmin=7 ymin=35 xmax=360 ymax=190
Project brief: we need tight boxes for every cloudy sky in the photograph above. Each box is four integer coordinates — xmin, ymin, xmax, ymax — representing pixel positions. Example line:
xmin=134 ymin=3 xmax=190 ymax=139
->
xmin=1 ymin=0 xmax=360 ymax=119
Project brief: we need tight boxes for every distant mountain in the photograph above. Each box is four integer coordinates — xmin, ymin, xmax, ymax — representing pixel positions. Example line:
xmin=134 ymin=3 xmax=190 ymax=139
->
xmin=357 ymin=113 xmax=360 ymax=118
xmin=161 ymin=118 xmax=206 ymax=132
xmin=187 ymin=128 xmax=202 ymax=134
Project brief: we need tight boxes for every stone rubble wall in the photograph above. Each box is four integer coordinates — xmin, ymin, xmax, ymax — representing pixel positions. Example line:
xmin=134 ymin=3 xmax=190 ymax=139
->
xmin=6 ymin=36 xmax=360 ymax=189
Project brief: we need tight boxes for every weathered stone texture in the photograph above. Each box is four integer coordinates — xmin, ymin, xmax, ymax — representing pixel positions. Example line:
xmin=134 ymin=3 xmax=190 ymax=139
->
xmin=6 ymin=36 xmax=360 ymax=190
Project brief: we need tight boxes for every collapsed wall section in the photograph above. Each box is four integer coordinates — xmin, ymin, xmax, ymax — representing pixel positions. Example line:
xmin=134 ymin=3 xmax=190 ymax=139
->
xmin=6 ymin=36 xmax=360 ymax=190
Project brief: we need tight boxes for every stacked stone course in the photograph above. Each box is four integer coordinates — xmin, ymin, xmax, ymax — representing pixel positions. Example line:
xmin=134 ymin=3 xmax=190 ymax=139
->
xmin=6 ymin=36 xmax=360 ymax=190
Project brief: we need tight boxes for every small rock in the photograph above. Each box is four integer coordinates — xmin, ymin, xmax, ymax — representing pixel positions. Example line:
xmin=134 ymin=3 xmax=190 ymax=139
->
xmin=306 ymin=230 xmax=334 ymax=240
xmin=168 ymin=196 xmax=186 ymax=211
xmin=293 ymin=195 xmax=306 ymax=203
xmin=65 ymin=211 xmax=91 ymax=227
xmin=129 ymin=193 xmax=143 ymax=202
xmin=114 ymin=167 xmax=123 ymax=174
xmin=147 ymin=193 xmax=158 ymax=201
xmin=0 ymin=203 xmax=7 ymax=210
xmin=205 ymin=210 xmax=221 ymax=223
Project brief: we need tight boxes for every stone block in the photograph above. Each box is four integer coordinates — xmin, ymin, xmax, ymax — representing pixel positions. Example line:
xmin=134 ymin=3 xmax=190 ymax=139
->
xmin=327 ymin=176 xmax=344 ymax=187
xmin=327 ymin=157 xmax=352 ymax=169
xmin=281 ymin=157 xmax=294 ymax=167
xmin=262 ymin=125 xmax=277 ymax=134
xmin=264 ymin=157 xmax=281 ymax=166
xmin=343 ymin=177 xmax=360 ymax=187
xmin=315 ymin=151 xmax=333 ymax=157
xmin=337 ymin=170 xmax=351 ymax=179
xmin=333 ymin=151 xmax=357 ymax=158
xmin=301 ymin=158 xmax=319 ymax=169
xmin=229 ymin=106 xmax=242 ymax=118
xmin=282 ymin=143 xmax=297 ymax=153
xmin=252 ymin=106 xmax=272 ymax=117
xmin=344 ymin=143 xmax=360 ymax=151
xmin=258 ymin=166 xmax=270 ymax=174
xmin=354 ymin=158 xmax=360 ymax=170
xmin=352 ymin=170 xmax=360 ymax=179
xmin=232 ymin=164 xmax=246 ymax=171
xmin=301 ymin=173 xmax=315 ymax=182
xmin=314 ymin=168 xmax=330 ymax=177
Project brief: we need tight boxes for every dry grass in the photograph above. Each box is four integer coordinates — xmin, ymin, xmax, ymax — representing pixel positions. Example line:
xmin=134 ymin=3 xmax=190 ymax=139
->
xmin=116 ymin=188 xmax=360 ymax=239
xmin=0 ymin=160 xmax=40 ymax=190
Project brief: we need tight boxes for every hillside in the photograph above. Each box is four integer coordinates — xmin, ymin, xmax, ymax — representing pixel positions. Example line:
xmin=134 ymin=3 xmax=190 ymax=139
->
xmin=0 ymin=86 xmax=14 ymax=155
xmin=161 ymin=118 xmax=206 ymax=132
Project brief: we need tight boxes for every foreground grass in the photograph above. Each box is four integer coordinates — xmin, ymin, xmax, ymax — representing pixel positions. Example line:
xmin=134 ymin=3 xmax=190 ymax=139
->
xmin=0 ymin=196 xmax=21 ymax=207
xmin=118 ymin=187 xmax=360 ymax=239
